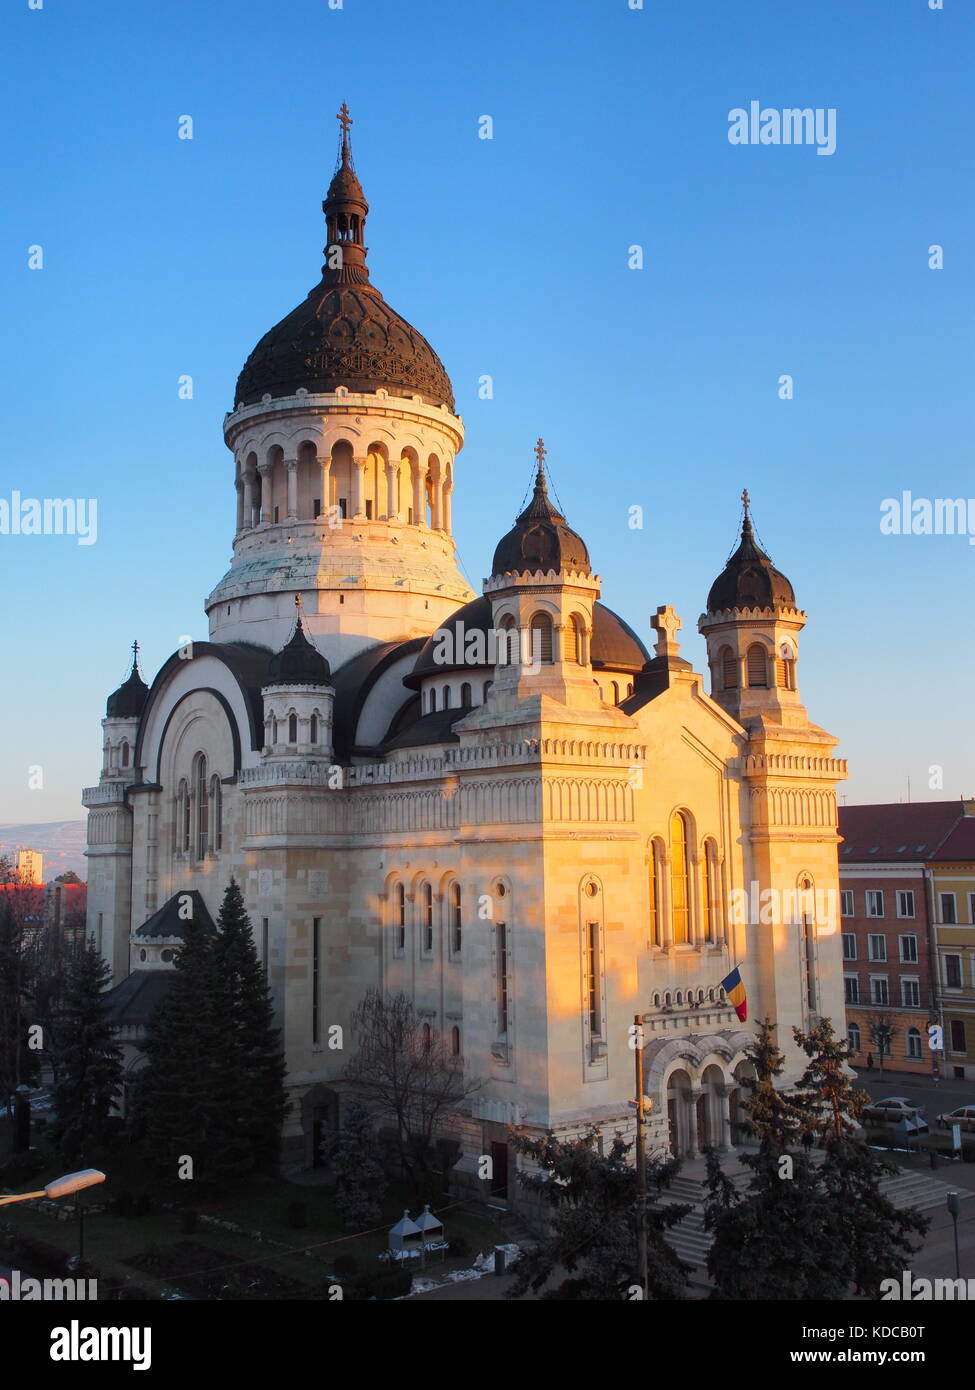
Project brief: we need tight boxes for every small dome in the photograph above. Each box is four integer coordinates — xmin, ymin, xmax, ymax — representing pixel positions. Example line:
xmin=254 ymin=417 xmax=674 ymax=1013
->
xmin=706 ymin=506 xmax=795 ymax=613
xmin=265 ymin=617 xmax=331 ymax=687
xmin=106 ymin=653 xmax=149 ymax=720
xmin=491 ymin=464 xmax=591 ymax=579
xmin=408 ymin=596 xmax=649 ymax=683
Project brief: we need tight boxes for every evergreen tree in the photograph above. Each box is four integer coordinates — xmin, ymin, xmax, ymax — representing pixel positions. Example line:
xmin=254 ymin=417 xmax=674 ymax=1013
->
xmin=325 ymin=1099 xmax=387 ymax=1229
xmin=793 ymin=1018 xmax=928 ymax=1296
xmin=507 ymin=1126 xmax=690 ymax=1300
xmin=704 ymin=1020 xmax=848 ymax=1299
xmin=51 ymin=936 xmax=123 ymax=1163
xmin=140 ymin=905 xmax=248 ymax=1187
xmin=0 ymin=893 xmax=39 ymax=1114
xmin=211 ymin=879 xmax=288 ymax=1174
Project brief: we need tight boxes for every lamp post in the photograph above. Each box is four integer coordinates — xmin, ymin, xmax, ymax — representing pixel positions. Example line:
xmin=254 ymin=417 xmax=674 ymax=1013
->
xmin=0 ymin=1169 xmax=106 ymax=1209
xmin=947 ymin=1191 xmax=961 ymax=1279
xmin=633 ymin=1014 xmax=649 ymax=1301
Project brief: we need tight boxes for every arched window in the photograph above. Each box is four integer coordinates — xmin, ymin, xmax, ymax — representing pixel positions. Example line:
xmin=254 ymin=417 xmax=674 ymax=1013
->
xmin=443 ymin=685 xmax=451 ymax=709
xmin=906 ymin=1027 xmax=922 ymax=1060
xmin=498 ymin=614 xmax=518 ymax=665
xmin=610 ymin=681 xmax=620 ymax=704
xmin=428 ymin=687 xmax=437 ymax=713
xmin=670 ymin=811 xmax=690 ymax=944
xmin=177 ymin=779 xmax=190 ymax=854
xmin=564 ymin=613 xmax=585 ymax=664
xmin=460 ymin=682 xmax=472 ymax=708
xmin=529 ymin=611 xmax=553 ymax=664
xmin=451 ymin=1025 xmax=461 ymax=1056
xmin=422 ymin=882 xmax=433 ymax=952
xmin=704 ymin=840 xmax=719 ymax=942
xmin=721 ymin=646 xmax=737 ymax=690
xmin=421 ymin=1022 xmax=431 ymax=1052
xmin=626 ymin=682 xmax=633 ymax=697
xmin=848 ymin=1021 xmax=861 ymax=1054
xmin=121 ymin=740 xmax=130 ymax=768
xmin=210 ymin=774 xmax=222 ymax=853
xmin=288 ymin=712 xmax=298 ymax=744
xmin=676 ymin=991 xmax=683 ymax=1006
xmin=776 ymin=643 xmax=796 ymax=690
xmin=271 ymin=716 xmax=278 ymax=743
xmin=648 ymin=839 xmax=664 ymax=948
xmin=310 ymin=713 xmax=319 ymax=744
xmin=450 ymin=881 xmax=462 ymax=954
xmin=483 ymin=679 xmax=493 ymax=701
xmin=746 ymin=643 xmax=768 ymax=688
xmin=395 ymin=882 xmax=406 ymax=951
xmin=195 ymin=754 xmax=208 ymax=860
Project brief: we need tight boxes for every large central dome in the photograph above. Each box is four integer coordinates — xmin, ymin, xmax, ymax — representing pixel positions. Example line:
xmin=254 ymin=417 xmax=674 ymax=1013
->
xmin=235 ymin=115 xmax=454 ymax=411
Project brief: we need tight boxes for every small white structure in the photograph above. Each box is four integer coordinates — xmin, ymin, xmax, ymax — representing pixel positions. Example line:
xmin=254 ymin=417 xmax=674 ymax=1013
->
xmin=415 ymin=1204 xmax=445 ymax=1248
xmin=388 ymin=1210 xmax=422 ymax=1256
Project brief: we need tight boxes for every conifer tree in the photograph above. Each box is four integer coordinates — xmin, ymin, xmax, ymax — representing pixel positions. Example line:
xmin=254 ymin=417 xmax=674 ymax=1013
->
xmin=50 ymin=936 xmax=123 ymax=1163
xmin=507 ymin=1126 xmax=690 ymax=1300
xmin=325 ymin=1098 xmax=387 ymax=1229
xmin=704 ymin=1020 xmax=847 ymax=1299
xmin=793 ymin=1018 xmax=928 ymax=1296
xmin=212 ymin=878 xmax=288 ymax=1173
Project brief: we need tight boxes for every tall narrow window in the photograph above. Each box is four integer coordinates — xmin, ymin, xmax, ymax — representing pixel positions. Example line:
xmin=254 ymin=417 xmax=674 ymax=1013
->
xmin=451 ymin=1025 xmax=461 ymax=1057
xmin=670 ymin=812 xmax=690 ymax=944
xmin=704 ymin=841 xmax=719 ymax=942
xmin=210 ymin=775 xmax=222 ymax=853
xmin=801 ymin=879 xmax=817 ymax=1011
xmin=443 ymin=685 xmax=451 ymax=709
xmin=121 ymin=740 xmax=130 ymax=768
xmin=529 ymin=611 xmax=553 ymax=664
xmin=498 ymin=615 xmax=518 ymax=665
xmin=395 ymin=883 xmax=406 ymax=951
xmin=460 ymin=683 xmax=472 ymax=708
xmin=565 ymin=614 xmax=584 ymax=664
xmin=648 ymin=841 xmax=663 ymax=948
xmin=310 ymin=713 xmax=319 ymax=744
xmin=195 ymin=755 xmax=208 ymax=859
xmin=497 ymin=922 xmax=509 ymax=1036
xmin=312 ymin=917 xmax=321 ymax=1045
xmin=746 ymin=643 xmax=768 ymax=688
xmin=288 ymin=712 xmax=298 ymax=744
xmin=422 ymin=882 xmax=433 ymax=952
xmin=450 ymin=881 xmax=462 ymax=954
xmin=610 ymin=680 xmax=620 ymax=704
xmin=587 ymin=921 xmax=602 ymax=1037
xmin=421 ymin=1022 xmax=431 ymax=1052
xmin=721 ymin=647 xmax=737 ymax=689
xmin=776 ymin=644 xmax=796 ymax=690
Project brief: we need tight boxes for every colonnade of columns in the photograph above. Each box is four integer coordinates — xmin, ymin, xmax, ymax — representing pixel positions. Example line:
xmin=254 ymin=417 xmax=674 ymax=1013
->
xmin=234 ymin=449 xmax=454 ymax=535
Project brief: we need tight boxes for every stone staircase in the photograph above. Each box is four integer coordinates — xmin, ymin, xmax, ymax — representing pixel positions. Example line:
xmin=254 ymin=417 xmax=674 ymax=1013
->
xmin=653 ymin=1160 xmax=970 ymax=1269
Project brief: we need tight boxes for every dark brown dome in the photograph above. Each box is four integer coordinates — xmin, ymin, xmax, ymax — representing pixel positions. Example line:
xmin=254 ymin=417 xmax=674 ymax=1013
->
xmin=106 ymin=651 xmax=149 ymax=719
xmin=234 ymin=118 xmax=454 ymax=411
xmin=491 ymin=466 xmax=591 ymax=578
xmin=265 ymin=617 xmax=330 ymax=687
xmin=706 ymin=508 xmax=795 ymax=613
xmin=235 ymin=284 xmax=454 ymax=410
xmin=407 ymin=596 xmax=649 ymax=684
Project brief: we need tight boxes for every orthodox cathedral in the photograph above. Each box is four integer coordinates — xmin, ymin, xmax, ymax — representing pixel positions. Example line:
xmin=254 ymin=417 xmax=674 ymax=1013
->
xmin=83 ymin=110 xmax=847 ymax=1193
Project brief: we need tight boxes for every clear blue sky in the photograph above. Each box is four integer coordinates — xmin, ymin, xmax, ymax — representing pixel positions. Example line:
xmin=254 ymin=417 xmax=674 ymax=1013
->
xmin=1 ymin=0 xmax=972 ymax=824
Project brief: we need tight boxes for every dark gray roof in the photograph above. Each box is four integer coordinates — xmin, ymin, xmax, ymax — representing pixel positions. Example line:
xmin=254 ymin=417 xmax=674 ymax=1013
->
xmin=381 ymin=707 xmax=463 ymax=752
xmin=330 ymin=637 xmax=425 ymax=758
xmin=134 ymin=889 xmax=216 ymax=939
xmin=104 ymin=970 xmax=173 ymax=1027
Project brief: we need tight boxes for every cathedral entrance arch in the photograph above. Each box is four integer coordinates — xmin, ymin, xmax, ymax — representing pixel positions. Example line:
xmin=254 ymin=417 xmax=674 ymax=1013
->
xmin=666 ymin=1068 xmax=693 ymax=1157
xmin=700 ymin=1063 xmax=726 ymax=1151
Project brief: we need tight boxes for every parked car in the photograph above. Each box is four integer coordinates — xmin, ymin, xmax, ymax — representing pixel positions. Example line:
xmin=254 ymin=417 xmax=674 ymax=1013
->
xmin=862 ymin=1096 xmax=928 ymax=1132
xmin=936 ymin=1104 xmax=975 ymax=1134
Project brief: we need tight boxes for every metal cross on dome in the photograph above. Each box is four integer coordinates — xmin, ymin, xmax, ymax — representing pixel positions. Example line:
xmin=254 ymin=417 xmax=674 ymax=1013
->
xmin=534 ymin=438 xmax=547 ymax=469
xmin=337 ymin=103 xmax=353 ymax=135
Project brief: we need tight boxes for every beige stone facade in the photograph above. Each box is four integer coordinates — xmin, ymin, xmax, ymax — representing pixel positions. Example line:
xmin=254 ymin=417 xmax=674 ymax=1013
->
xmin=82 ymin=129 xmax=849 ymax=1201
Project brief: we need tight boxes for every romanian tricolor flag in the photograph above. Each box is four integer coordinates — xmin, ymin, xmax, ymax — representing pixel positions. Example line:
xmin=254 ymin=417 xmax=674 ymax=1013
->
xmin=720 ymin=967 xmax=748 ymax=1022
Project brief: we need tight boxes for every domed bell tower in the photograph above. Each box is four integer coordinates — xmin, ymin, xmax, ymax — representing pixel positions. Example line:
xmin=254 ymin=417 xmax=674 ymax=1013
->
xmin=207 ymin=104 xmax=473 ymax=666
xmin=698 ymin=491 xmax=808 ymax=730
xmin=485 ymin=441 xmax=602 ymax=709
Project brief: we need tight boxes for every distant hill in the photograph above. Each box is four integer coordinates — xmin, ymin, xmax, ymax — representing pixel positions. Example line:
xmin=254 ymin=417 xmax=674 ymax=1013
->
xmin=0 ymin=820 xmax=88 ymax=882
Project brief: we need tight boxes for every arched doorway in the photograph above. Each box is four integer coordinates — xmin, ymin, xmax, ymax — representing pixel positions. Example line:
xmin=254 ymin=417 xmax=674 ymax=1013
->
xmin=700 ymin=1064 xmax=726 ymax=1150
xmin=666 ymin=1068 xmax=693 ymax=1157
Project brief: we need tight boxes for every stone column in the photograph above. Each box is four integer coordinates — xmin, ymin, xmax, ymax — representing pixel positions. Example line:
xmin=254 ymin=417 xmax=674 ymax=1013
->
xmin=412 ymin=462 xmax=424 ymax=526
xmin=285 ymin=458 xmax=298 ymax=520
xmin=245 ymin=470 xmax=259 ymax=528
xmin=352 ymin=455 xmax=368 ymax=519
xmin=431 ymin=473 xmax=443 ymax=531
xmin=443 ymin=481 xmax=452 ymax=534
xmin=385 ymin=461 xmax=397 ymax=520
xmin=320 ymin=456 xmax=332 ymax=519
xmin=235 ymin=479 xmax=245 ymax=533
xmin=258 ymin=462 xmax=272 ymax=525
xmin=690 ymin=850 xmax=704 ymax=948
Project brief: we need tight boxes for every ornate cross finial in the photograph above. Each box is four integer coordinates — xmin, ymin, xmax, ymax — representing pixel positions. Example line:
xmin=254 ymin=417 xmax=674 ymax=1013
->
xmin=130 ymin=639 xmax=140 ymax=672
xmin=650 ymin=605 xmax=682 ymax=659
xmin=741 ymin=487 xmax=750 ymax=518
xmin=534 ymin=437 xmax=547 ymax=471
xmin=337 ymin=102 xmax=353 ymax=137
xmin=294 ymin=593 xmax=303 ymax=615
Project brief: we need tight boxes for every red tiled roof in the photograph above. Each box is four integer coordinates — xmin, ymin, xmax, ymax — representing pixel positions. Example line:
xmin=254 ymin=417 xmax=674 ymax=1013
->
xmin=838 ymin=802 xmax=965 ymax=862
xmin=930 ymin=816 xmax=975 ymax=862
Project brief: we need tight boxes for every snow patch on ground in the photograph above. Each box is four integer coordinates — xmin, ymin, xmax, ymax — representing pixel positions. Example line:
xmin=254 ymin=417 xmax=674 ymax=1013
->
xmin=410 ymin=1244 xmax=521 ymax=1295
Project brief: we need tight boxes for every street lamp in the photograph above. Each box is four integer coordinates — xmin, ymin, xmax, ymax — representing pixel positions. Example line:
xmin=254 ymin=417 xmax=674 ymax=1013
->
xmin=0 ymin=1169 xmax=105 ymax=1207
xmin=947 ymin=1190 xmax=961 ymax=1279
